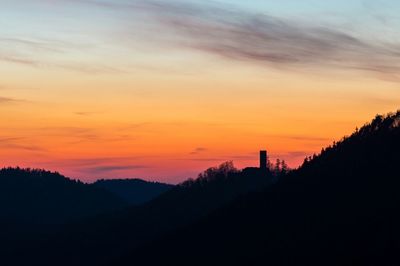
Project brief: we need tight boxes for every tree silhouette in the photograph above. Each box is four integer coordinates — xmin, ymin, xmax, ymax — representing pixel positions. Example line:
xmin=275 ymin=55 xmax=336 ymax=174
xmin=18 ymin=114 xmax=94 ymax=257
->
xmin=112 ymin=110 xmax=400 ymax=266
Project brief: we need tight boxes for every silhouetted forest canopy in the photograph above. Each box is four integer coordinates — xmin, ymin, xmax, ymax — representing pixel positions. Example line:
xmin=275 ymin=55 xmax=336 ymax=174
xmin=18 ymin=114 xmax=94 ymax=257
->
xmin=31 ymin=159 xmax=275 ymax=266
xmin=93 ymin=178 xmax=173 ymax=205
xmin=0 ymin=167 xmax=127 ymax=225
xmin=113 ymin=110 xmax=400 ymax=266
xmin=1 ymin=110 xmax=400 ymax=266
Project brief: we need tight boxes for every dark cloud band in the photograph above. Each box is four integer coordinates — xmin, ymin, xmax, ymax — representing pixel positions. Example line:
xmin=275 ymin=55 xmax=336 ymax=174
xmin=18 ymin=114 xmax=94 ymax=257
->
xmin=138 ymin=0 xmax=400 ymax=80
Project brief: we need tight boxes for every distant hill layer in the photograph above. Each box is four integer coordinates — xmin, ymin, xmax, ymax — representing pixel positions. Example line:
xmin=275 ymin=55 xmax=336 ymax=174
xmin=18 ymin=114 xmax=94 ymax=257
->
xmin=93 ymin=179 xmax=173 ymax=205
xmin=38 ymin=162 xmax=275 ymax=266
xmin=0 ymin=168 xmax=128 ymax=226
xmin=0 ymin=168 xmax=129 ymax=261
xmin=115 ymin=111 xmax=400 ymax=266
xmin=5 ymin=110 xmax=400 ymax=266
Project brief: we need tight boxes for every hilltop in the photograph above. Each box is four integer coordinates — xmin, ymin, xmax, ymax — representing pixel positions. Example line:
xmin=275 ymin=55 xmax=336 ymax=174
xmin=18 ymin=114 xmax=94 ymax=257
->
xmin=35 ymin=161 xmax=276 ymax=266
xmin=115 ymin=111 xmax=400 ymax=266
xmin=0 ymin=168 xmax=127 ymax=225
xmin=3 ymin=111 xmax=400 ymax=266
xmin=93 ymin=179 xmax=173 ymax=205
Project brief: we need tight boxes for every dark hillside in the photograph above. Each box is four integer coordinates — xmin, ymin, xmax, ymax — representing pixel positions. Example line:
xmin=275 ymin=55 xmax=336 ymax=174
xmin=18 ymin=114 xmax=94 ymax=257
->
xmin=0 ymin=168 xmax=127 ymax=225
xmin=117 ymin=111 xmax=400 ymax=266
xmin=40 ymin=162 xmax=274 ymax=266
xmin=93 ymin=178 xmax=173 ymax=205
xmin=0 ymin=168 xmax=127 ymax=264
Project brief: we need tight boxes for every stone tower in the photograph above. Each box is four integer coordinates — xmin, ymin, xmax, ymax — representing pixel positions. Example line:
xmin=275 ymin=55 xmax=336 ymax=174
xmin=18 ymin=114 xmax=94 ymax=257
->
xmin=260 ymin=150 xmax=267 ymax=170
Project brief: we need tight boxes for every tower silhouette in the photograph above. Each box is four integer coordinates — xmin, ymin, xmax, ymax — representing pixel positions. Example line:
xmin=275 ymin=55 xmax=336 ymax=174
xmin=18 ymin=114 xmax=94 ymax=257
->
xmin=260 ymin=150 xmax=267 ymax=170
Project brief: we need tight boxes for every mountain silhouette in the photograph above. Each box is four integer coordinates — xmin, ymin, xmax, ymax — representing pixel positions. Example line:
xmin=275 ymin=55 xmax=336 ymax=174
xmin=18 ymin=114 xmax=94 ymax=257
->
xmin=34 ymin=161 xmax=275 ymax=266
xmin=0 ymin=168 xmax=127 ymax=225
xmin=4 ymin=111 xmax=400 ymax=266
xmin=0 ymin=168 xmax=128 ymax=263
xmin=112 ymin=111 xmax=400 ymax=266
xmin=93 ymin=179 xmax=173 ymax=205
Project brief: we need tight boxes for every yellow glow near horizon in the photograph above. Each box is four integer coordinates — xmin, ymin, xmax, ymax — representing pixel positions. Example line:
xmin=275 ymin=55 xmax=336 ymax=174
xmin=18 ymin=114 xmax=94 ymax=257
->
xmin=2 ymin=61 xmax=399 ymax=182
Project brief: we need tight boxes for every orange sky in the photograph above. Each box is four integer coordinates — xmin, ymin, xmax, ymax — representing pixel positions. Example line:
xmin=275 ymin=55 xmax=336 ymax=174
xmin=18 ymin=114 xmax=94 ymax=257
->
xmin=1 ymin=0 xmax=400 ymax=183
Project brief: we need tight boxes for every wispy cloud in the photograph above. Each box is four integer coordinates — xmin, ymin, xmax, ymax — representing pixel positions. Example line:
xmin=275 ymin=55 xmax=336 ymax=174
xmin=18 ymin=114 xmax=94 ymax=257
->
xmin=71 ymin=0 xmax=400 ymax=80
xmin=74 ymin=111 xmax=103 ymax=116
xmin=0 ymin=37 xmax=122 ymax=74
xmin=0 ymin=137 xmax=24 ymax=142
xmin=0 ymin=96 xmax=24 ymax=104
xmin=36 ymin=126 xmax=136 ymax=144
xmin=0 ymin=54 xmax=122 ymax=74
xmin=82 ymin=165 xmax=148 ymax=174
xmin=157 ymin=1 xmax=400 ymax=78
xmin=189 ymin=147 xmax=207 ymax=155
xmin=0 ymin=136 xmax=45 ymax=152
xmin=39 ymin=126 xmax=94 ymax=135
xmin=41 ymin=156 xmax=150 ymax=176
xmin=7 ymin=1 xmax=400 ymax=79
xmin=270 ymin=135 xmax=332 ymax=142
xmin=0 ymin=97 xmax=16 ymax=104
xmin=0 ymin=37 xmax=67 ymax=53
xmin=181 ymin=157 xmax=225 ymax=162
xmin=0 ymin=143 xmax=45 ymax=151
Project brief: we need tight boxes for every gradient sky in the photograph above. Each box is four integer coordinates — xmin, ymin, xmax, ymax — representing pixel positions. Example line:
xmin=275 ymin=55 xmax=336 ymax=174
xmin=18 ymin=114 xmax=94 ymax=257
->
xmin=1 ymin=0 xmax=400 ymax=183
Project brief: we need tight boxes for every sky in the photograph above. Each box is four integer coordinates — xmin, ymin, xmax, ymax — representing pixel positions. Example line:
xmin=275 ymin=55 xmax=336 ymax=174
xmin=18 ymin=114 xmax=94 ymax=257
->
xmin=1 ymin=0 xmax=400 ymax=183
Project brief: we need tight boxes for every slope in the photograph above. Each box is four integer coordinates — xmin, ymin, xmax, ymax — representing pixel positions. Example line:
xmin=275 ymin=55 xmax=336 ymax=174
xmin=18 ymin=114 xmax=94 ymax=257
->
xmin=117 ymin=111 xmax=400 ymax=266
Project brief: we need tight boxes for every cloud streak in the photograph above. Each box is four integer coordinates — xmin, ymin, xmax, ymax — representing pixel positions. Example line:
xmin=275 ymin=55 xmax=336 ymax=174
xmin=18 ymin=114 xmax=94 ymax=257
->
xmin=72 ymin=0 xmax=400 ymax=80
xmin=189 ymin=147 xmax=207 ymax=155
xmin=74 ymin=111 xmax=102 ymax=116
xmin=0 ymin=53 xmax=122 ymax=74
xmin=82 ymin=165 xmax=148 ymax=174
xmin=41 ymin=156 xmax=150 ymax=176
xmin=0 ymin=96 xmax=24 ymax=104
xmin=0 ymin=136 xmax=45 ymax=152
xmin=0 ymin=97 xmax=16 ymax=104
xmin=0 ymin=37 xmax=122 ymax=74
xmin=148 ymin=1 xmax=400 ymax=79
xmin=265 ymin=134 xmax=332 ymax=142
xmin=7 ymin=1 xmax=400 ymax=79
